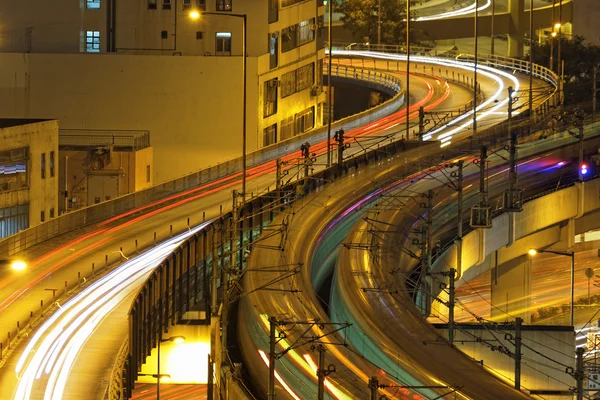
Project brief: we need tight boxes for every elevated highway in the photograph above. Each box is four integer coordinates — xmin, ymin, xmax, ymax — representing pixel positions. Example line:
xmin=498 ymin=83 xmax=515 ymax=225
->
xmin=0 ymin=50 xmax=559 ymax=399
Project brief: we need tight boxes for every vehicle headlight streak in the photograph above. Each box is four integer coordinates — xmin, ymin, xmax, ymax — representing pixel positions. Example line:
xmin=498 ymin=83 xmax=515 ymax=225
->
xmin=14 ymin=222 xmax=212 ymax=400
xmin=416 ymin=0 xmax=491 ymax=21
xmin=333 ymin=50 xmax=521 ymax=147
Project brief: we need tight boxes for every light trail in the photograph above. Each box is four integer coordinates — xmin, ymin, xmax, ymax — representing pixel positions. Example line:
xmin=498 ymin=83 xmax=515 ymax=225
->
xmin=333 ymin=50 xmax=522 ymax=147
xmin=13 ymin=222 xmax=211 ymax=400
xmin=416 ymin=0 xmax=492 ymax=21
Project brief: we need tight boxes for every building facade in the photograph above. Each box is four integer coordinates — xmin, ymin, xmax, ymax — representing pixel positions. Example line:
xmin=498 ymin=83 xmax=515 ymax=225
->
xmin=0 ymin=0 xmax=327 ymax=183
xmin=0 ymin=119 xmax=59 ymax=238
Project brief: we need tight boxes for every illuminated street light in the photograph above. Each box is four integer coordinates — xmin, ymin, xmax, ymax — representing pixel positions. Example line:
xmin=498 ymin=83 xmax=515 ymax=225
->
xmin=189 ymin=11 xmax=248 ymax=199
xmin=529 ymin=248 xmax=575 ymax=326
xmin=554 ymin=22 xmax=561 ymax=29
xmin=551 ymin=31 xmax=557 ymax=38
xmin=11 ymin=260 xmax=27 ymax=271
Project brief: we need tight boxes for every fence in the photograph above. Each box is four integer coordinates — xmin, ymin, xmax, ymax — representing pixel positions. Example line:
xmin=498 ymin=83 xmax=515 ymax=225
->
xmin=0 ymin=59 xmax=405 ymax=259
xmin=59 ymin=129 xmax=151 ymax=151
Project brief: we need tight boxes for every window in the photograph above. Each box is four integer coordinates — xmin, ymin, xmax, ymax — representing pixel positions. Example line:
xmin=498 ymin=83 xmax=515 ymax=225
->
xmin=85 ymin=31 xmax=100 ymax=52
xmin=148 ymin=0 xmax=157 ymax=9
xmin=269 ymin=35 xmax=278 ymax=69
xmin=295 ymin=106 xmax=314 ymax=134
xmin=215 ymin=32 xmax=231 ymax=55
xmin=50 ymin=208 xmax=55 ymax=219
xmin=281 ymin=63 xmax=314 ymax=98
xmin=162 ymin=0 xmax=172 ymax=10
xmin=264 ymin=79 xmax=278 ymax=118
xmin=40 ymin=210 xmax=45 ymax=223
xmin=281 ymin=70 xmax=296 ymax=98
xmin=280 ymin=117 xmax=294 ymax=140
xmin=216 ymin=0 xmax=232 ymax=11
xmin=282 ymin=19 xmax=315 ymax=53
xmin=41 ymin=153 xmax=46 ymax=179
xmin=197 ymin=0 xmax=206 ymax=10
xmin=263 ymin=124 xmax=277 ymax=147
xmin=296 ymin=63 xmax=314 ymax=91
xmin=0 ymin=147 xmax=29 ymax=192
xmin=146 ymin=165 xmax=151 ymax=183
xmin=49 ymin=151 xmax=55 ymax=178
xmin=87 ymin=0 xmax=101 ymax=9
xmin=183 ymin=0 xmax=192 ymax=9
xmin=268 ymin=0 xmax=278 ymax=23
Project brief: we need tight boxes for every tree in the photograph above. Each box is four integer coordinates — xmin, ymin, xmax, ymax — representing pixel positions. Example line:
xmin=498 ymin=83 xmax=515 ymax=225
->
xmin=338 ymin=0 xmax=421 ymax=45
xmin=531 ymin=35 xmax=600 ymax=106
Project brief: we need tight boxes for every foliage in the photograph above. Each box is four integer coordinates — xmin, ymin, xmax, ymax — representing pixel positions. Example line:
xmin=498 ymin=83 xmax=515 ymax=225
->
xmin=531 ymin=35 xmax=600 ymax=105
xmin=338 ymin=0 xmax=421 ymax=45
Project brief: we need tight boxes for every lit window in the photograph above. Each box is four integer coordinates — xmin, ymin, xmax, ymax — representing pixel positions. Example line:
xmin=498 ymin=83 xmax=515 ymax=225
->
xmin=87 ymin=0 xmax=101 ymax=9
xmin=216 ymin=0 xmax=232 ymax=11
xmin=86 ymin=31 xmax=100 ymax=52
xmin=215 ymin=32 xmax=231 ymax=56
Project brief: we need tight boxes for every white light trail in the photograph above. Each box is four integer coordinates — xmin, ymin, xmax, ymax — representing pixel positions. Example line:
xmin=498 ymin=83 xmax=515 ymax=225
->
xmin=416 ymin=0 xmax=492 ymax=21
xmin=14 ymin=222 xmax=211 ymax=400
xmin=333 ymin=50 xmax=521 ymax=147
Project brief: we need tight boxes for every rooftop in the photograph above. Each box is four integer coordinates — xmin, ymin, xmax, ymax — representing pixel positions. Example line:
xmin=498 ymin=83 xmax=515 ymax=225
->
xmin=0 ymin=119 xmax=53 ymax=129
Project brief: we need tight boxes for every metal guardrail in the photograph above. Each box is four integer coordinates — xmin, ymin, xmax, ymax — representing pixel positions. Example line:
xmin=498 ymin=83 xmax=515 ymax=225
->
xmin=104 ymin=338 xmax=129 ymax=400
xmin=0 ymin=60 xmax=405 ymax=259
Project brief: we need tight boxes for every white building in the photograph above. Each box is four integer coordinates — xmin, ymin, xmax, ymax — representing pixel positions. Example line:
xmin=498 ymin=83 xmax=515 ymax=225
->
xmin=0 ymin=119 xmax=59 ymax=238
xmin=0 ymin=0 xmax=327 ymax=183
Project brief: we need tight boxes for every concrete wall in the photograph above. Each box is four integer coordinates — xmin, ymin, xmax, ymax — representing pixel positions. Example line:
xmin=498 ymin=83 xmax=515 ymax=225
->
xmin=0 ymin=53 xmax=260 ymax=183
xmin=436 ymin=325 xmax=575 ymax=395
xmin=572 ymin=0 xmax=600 ymax=45
xmin=0 ymin=120 xmax=59 ymax=228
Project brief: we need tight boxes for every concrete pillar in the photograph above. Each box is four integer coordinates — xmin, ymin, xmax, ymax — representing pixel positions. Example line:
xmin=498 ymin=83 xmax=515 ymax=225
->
xmin=508 ymin=0 xmax=526 ymax=58
xmin=491 ymin=255 xmax=532 ymax=323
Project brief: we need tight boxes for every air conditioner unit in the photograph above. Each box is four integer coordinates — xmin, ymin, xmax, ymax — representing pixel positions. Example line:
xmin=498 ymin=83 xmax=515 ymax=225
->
xmin=309 ymin=24 xmax=317 ymax=31
xmin=270 ymin=31 xmax=280 ymax=38
xmin=310 ymin=86 xmax=320 ymax=96
xmin=268 ymin=80 xmax=281 ymax=88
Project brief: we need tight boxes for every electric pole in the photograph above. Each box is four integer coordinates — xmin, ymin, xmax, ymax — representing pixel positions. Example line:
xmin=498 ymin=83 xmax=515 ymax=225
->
xmin=504 ymin=87 xmax=523 ymax=211
xmin=268 ymin=316 xmax=277 ymax=400
xmin=334 ymin=128 xmax=345 ymax=167
xmin=448 ymin=268 xmax=456 ymax=344
xmin=515 ymin=317 xmax=522 ymax=390
xmin=470 ymin=145 xmax=491 ymax=228
xmin=418 ymin=106 xmax=425 ymax=143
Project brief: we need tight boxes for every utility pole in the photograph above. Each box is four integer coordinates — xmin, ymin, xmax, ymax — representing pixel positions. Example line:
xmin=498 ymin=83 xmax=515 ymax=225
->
xmin=593 ymin=66 xmax=597 ymax=122
xmin=448 ymin=268 xmax=456 ymax=344
xmin=268 ymin=316 xmax=277 ymax=400
xmin=276 ymin=158 xmax=282 ymax=189
xmin=550 ymin=0 xmax=555 ymax=71
xmin=334 ymin=128 xmax=345 ymax=167
xmin=504 ymin=87 xmax=523 ymax=211
xmin=419 ymin=190 xmax=433 ymax=314
xmin=221 ymin=191 xmax=237 ymax=366
xmin=301 ymin=141 xmax=311 ymax=178
xmin=316 ymin=344 xmax=335 ymax=400
xmin=418 ymin=106 xmax=425 ymax=143
xmin=470 ymin=145 xmax=491 ymax=228
xmin=326 ymin=0 xmax=333 ymax=167
xmin=576 ymin=346 xmax=584 ymax=400
xmin=491 ymin=0 xmax=495 ymax=55
xmin=515 ymin=317 xmax=522 ymax=390
xmin=574 ymin=110 xmax=585 ymax=181
xmin=473 ymin=0 xmax=479 ymax=134
xmin=456 ymin=160 xmax=464 ymax=238
xmin=405 ymin=0 xmax=411 ymax=141
xmin=528 ymin=0 xmax=534 ymax=125
xmin=369 ymin=377 xmax=379 ymax=400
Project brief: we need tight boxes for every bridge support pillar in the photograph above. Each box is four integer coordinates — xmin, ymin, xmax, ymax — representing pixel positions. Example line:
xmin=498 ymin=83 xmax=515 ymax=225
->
xmin=508 ymin=0 xmax=526 ymax=58
xmin=491 ymin=255 xmax=532 ymax=323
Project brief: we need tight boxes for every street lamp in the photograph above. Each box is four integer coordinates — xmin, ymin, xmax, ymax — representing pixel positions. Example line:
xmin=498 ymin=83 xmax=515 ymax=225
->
xmin=156 ymin=335 xmax=185 ymax=400
xmin=11 ymin=260 xmax=27 ymax=271
xmin=189 ymin=10 xmax=248 ymax=198
xmin=529 ymin=248 xmax=575 ymax=326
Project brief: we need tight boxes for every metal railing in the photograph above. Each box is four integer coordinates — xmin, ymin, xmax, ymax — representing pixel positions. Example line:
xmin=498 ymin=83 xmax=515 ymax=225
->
xmin=59 ymin=129 xmax=151 ymax=151
xmin=0 ymin=59 xmax=404 ymax=259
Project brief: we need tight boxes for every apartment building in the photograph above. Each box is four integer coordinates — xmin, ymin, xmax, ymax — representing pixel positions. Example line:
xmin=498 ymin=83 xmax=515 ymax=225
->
xmin=0 ymin=120 xmax=59 ymax=238
xmin=0 ymin=0 xmax=327 ymax=183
